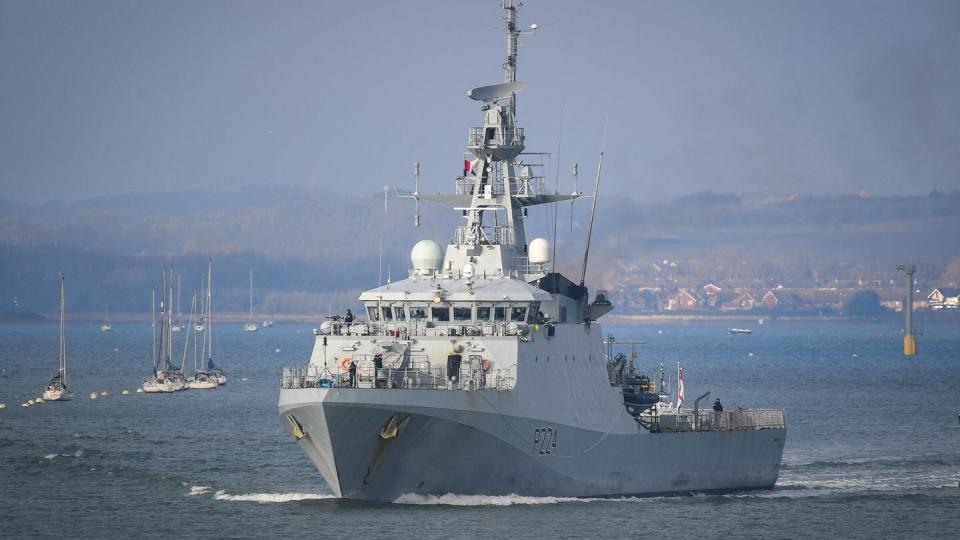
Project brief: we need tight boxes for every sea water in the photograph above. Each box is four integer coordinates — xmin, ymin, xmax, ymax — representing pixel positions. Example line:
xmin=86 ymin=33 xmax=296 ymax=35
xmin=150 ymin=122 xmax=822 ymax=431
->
xmin=1 ymin=320 xmax=958 ymax=538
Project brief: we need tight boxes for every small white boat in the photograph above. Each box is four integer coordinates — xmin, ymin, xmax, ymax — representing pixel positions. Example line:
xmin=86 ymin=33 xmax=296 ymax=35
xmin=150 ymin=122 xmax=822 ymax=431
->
xmin=244 ymin=268 xmax=259 ymax=332
xmin=188 ymin=371 xmax=218 ymax=389
xmin=262 ymin=320 xmax=274 ymax=328
xmin=729 ymin=328 xmax=753 ymax=335
xmin=142 ymin=371 xmax=186 ymax=393
xmin=100 ymin=298 xmax=112 ymax=332
xmin=44 ymin=275 xmax=74 ymax=402
xmin=210 ymin=367 xmax=227 ymax=386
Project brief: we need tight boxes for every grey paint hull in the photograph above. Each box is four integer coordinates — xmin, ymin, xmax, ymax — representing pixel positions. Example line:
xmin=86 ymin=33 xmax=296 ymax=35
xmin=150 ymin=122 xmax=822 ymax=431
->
xmin=279 ymin=388 xmax=786 ymax=502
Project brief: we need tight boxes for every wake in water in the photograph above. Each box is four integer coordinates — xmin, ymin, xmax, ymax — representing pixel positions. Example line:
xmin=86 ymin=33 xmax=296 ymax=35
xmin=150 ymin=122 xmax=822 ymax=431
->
xmin=213 ymin=490 xmax=335 ymax=503
xmin=394 ymin=493 xmax=647 ymax=506
xmin=186 ymin=488 xmax=336 ymax=503
xmin=771 ymin=453 xmax=960 ymax=497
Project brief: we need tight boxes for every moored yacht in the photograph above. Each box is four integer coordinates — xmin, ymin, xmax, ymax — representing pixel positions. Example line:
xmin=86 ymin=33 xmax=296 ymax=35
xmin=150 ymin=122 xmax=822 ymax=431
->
xmin=43 ymin=275 xmax=73 ymax=402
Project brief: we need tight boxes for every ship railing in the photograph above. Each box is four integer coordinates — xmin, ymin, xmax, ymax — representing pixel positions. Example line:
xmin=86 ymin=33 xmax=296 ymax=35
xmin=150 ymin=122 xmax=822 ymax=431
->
xmin=318 ymin=319 xmax=520 ymax=339
xmin=281 ymin=364 xmax=516 ymax=392
xmin=454 ymin=224 xmax=515 ymax=247
xmin=644 ymin=408 xmax=786 ymax=433
xmin=512 ymin=257 xmax=550 ymax=276
xmin=468 ymin=127 xmax=525 ymax=148
xmin=455 ymin=178 xmax=506 ymax=196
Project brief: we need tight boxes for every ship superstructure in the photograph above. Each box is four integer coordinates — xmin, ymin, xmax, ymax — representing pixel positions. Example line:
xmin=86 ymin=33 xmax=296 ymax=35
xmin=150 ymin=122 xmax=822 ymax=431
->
xmin=279 ymin=1 xmax=785 ymax=501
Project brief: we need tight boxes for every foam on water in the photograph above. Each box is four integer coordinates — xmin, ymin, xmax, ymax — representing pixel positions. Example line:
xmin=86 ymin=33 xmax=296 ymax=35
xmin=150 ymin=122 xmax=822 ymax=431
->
xmin=187 ymin=486 xmax=210 ymax=496
xmin=393 ymin=493 xmax=646 ymax=506
xmin=212 ymin=490 xmax=335 ymax=503
xmin=43 ymin=453 xmax=58 ymax=460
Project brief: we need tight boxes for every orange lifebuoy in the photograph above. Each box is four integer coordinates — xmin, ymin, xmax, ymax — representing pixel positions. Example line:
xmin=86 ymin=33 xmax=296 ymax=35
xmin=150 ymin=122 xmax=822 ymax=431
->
xmin=482 ymin=357 xmax=491 ymax=371
xmin=339 ymin=357 xmax=352 ymax=372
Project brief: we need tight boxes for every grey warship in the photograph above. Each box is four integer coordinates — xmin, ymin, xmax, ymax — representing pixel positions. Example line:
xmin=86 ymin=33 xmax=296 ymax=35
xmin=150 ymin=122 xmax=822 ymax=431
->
xmin=278 ymin=1 xmax=786 ymax=502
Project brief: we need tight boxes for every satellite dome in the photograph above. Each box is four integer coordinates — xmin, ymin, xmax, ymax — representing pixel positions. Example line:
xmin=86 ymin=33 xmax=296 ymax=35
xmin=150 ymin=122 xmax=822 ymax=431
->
xmin=462 ymin=263 xmax=475 ymax=279
xmin=411 ymin=240 xmax=443 ymax=276
xmin=529 ymin=237 xmax=550 ymax=265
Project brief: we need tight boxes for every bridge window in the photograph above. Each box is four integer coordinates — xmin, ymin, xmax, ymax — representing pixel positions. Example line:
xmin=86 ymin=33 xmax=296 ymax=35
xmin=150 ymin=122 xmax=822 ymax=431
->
xmin=494 ymin=307 xmax=506 ymax=321
xmin=453 ymin=306 xmax=472 ymax=322
xmin=410 ymin=306 xmax=427 ymax=320
xmin=431 ymin=306 xmax=450 ymax=322
xmin=528 ymin=302 xmax=541 ymax=323
xmin=381 ymin=306 xmax=393 ymax=321
xmin=367 ymin=306 xmax=380 ymax=321
xmin=477 ymin=306 xmax=491 ymax=321
xmin=511 ymin=306 xmax=527 ymax=322
xmin=393 ymin=306 xmax=406 ymax=321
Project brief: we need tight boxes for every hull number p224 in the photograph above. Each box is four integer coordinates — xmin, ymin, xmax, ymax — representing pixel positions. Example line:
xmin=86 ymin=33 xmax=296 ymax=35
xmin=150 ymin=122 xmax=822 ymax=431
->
xmin=533 ymin=427 xmax=558 ymax=455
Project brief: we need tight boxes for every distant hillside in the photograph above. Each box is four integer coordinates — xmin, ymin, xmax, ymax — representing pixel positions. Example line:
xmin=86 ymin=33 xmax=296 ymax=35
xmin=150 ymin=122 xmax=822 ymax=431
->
xmin=1 ymin=188 xmax=958 ymax=316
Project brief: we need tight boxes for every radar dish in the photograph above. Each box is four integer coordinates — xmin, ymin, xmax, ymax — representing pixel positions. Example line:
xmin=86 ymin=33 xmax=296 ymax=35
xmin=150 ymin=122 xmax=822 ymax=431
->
xmin=468 ymin=81 xmax=527 ymax=102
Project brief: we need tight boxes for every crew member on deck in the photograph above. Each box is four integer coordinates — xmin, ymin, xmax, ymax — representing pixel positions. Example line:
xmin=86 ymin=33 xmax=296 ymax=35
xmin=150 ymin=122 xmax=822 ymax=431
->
xmin=713 ymin=399 xmax=724 ymax=412
xmin=348 ymin=360 xmax=357 ymax=387
xmin=373 ymin=353 xmax=383 ymax=381
xmin=344 ymin=309 xmax=354 ymax=323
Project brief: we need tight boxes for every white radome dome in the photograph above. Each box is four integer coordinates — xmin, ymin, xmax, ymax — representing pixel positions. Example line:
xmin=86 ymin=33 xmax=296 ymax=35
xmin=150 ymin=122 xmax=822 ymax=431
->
xmin=462 ymin=263 xmax=475 ymax=279
xmin=529 ymin=237 xmax=551 ymax=265
xmin=411 ymin=240 xmax=444 ymax=276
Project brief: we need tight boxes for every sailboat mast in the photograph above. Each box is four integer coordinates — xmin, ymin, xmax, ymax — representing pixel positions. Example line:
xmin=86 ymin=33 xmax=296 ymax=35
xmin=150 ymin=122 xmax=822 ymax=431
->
xmin=179 ymin=288 xmax=193 ymax=372
xmin=207 ymin=259 xmax=213 ymax=361
xmin=249 ymin=267 xmax=254 ymax=323
xmin=176 ymin=273 xmax=182 ymax=325
xmin=192 ymin=291 xmax=200 ymax=373
xmin=168 ymin=268 xmax=174 ymax=369
xmin=152 ymin=287 xmax=157 ymax=370
xmin=59 ymin=274 xmax=66 ymax=386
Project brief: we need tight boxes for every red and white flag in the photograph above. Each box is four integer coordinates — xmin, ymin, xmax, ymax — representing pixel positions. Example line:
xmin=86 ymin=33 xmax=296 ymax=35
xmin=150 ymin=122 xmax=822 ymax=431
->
xmin=463 ymin=159 xmax=478 ymax=176
xmin=676 ymin=363 xmax=685 ymax=409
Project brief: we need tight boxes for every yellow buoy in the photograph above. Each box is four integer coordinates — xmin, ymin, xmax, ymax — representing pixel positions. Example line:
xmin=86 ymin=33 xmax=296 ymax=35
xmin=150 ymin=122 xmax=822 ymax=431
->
xmin=136 ymin=388 xmax=143 ymax=393
xmin=100 ymin=391 xmax=110 ymax=397
xmin=89 ymin=392 xmax=98 ymax=400
xmin=28 ymin=399 xmax=35 ymax=405
xmin=35 ymin=398 xmax=44 ymax=404
xmin=0 ymin=403 xmax=6 ymax=410
xmin=904 ymin=335 xmax=917 ymax=356
xmin=22 ymin=402 xmax=30 ymax=408
xmin=121 ymin=389 xmax=130 ymax=395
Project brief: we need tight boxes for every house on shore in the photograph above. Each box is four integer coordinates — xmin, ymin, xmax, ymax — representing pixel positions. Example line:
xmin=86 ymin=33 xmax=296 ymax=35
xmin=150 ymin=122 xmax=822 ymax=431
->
xmin=928 ymin=288 xmax=960 ymax=310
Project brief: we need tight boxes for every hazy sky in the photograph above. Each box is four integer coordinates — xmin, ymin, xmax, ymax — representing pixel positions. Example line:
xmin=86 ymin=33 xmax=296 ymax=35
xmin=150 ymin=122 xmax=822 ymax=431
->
xmin=1 ymin=0 xmax=958 ymax=204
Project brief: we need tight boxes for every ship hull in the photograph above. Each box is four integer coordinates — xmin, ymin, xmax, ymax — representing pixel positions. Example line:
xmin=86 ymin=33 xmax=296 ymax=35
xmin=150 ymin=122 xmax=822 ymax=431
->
xmin=279 ymin=388 xmax=786 ymax=502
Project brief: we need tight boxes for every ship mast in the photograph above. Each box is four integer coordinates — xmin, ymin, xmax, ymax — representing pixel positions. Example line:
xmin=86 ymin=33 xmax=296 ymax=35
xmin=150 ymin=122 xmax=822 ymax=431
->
xmin=410 ymin=2 xmax=576 ymax=280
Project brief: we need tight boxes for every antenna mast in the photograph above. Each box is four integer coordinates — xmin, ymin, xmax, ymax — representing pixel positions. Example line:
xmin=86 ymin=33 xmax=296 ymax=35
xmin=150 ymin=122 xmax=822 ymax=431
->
xmin=503 ymin=0 xmax=519 ymax=114
xmin=579 ymin=146 xmax=605 ymax=287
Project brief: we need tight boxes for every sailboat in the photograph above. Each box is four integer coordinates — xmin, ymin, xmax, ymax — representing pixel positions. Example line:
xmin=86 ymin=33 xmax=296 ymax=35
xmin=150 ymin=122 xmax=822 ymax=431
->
xmin=142 ymin=269 xmax=186 ymax=393
xmin=100 ymin=297 xmax=112 ymax=332
xmin=202 ymin=260 xmax=227 ymax=385
xmin=244 ymin=268 xmax=258 ymax=332
xmin=186 ymin=290 xmax=217 ymax=390
xmin=43 ymin=275 xmax=73 ymax=401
